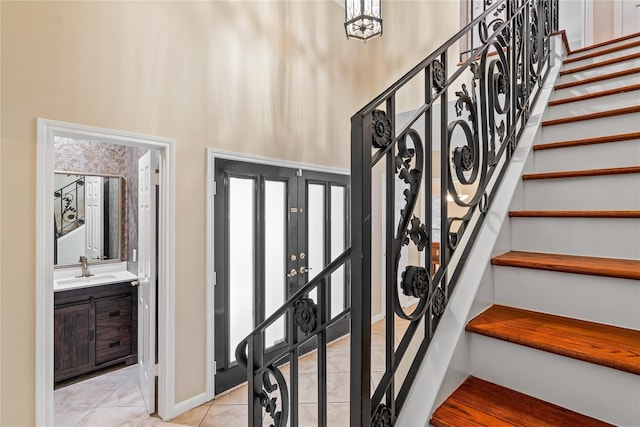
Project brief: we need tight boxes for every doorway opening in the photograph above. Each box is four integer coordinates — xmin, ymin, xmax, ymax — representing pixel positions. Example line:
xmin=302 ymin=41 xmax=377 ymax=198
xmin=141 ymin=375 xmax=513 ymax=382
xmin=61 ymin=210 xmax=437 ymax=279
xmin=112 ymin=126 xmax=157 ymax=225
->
xmin=206 ymin=150 xmax=350 ymax=395
xmin=36 ymin=119 xmax=176 ymax=425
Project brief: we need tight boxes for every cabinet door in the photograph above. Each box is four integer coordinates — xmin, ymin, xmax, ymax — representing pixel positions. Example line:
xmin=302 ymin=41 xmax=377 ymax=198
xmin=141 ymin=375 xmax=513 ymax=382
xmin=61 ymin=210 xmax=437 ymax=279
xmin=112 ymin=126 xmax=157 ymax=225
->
xmin=54 ymin=302 xmax=95 ymax=381
xmin=95 ymin=294 xmax=133 ymax=365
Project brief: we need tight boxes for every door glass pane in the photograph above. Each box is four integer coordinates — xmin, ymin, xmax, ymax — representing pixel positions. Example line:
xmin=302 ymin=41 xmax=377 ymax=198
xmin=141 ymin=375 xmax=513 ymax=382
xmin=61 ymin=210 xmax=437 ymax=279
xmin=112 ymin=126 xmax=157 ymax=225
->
xmin=264 ymin=180 xmax=286 ymax=348
xmin=307 ymin=184 xmax=325 ymax=302
xmin=330 ymin=185 xmax=346 ymax=318
xmin=229 ymin=177 xmax=255 ymax=362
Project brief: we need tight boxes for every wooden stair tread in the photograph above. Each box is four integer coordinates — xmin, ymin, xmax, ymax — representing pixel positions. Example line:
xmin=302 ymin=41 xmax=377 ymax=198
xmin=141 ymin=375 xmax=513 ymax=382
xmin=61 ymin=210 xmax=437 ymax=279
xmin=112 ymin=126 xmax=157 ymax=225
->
xmin=548 ymin=83 xmax=640 ymax=106
xmin=541 ymin=105 xmax=640 ymax=126
xmin=431 ymin=376 xmax=614 ymax=427
xmin=570 ymin=32 xmax=640 ymax=56
xmin=555 ymin=67 xmax=640 ymax=90
xmin=509 ymin=210 xmax=640 ymax=218
xmin=564 ymin=40 xmax=640 ymax=64
xmin=534 ymin=132 xmax=640 ymax=151
xmin=466 ymin=305 xmax=640 ymax=375
xmin=491 ymin=251 xmax=640 ymax=280
xmin=560 ymin=52 xmax=640 ymax=76
xmin=522 ymin=166 xmax=640 ymax=180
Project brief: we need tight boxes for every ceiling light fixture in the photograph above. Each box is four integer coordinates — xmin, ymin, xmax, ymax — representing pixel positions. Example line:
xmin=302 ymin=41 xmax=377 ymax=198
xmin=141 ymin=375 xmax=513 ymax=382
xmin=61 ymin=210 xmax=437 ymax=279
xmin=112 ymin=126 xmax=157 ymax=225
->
xmin=344 ymin=0 xmax=382 ymax=41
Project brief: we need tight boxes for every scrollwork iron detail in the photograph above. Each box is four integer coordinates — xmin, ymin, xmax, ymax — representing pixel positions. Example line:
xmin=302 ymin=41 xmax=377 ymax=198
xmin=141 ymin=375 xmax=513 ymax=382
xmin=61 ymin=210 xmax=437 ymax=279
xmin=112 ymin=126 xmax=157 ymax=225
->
xmin=454 ymin=145 xmax=473 ymax=172
xmin=432 ymin=59 xmax=446 ymax=92
xmin=479 ymin=0 xmax=507 ymax=44
xmin=407 ymin=216 xmax=428 ymax=252
xmin=258 ymin=367 xmax=289 ymax=427
xmin=401 ymin=266 xmax=429 ymax=299
xmin=372 ymin=404 xmax=393 ymax=427
xmin=432 ymin=287 xmax=446 ymax=317
xmin=395 ymin=130 xmax=426 ymax=249
xmin=293 ymin=298 xmax=317 ymax=334
xmin=372 ymin=110 xmax=392 ymax=149
xmin=392 ymin=129 xmax=432 ymax=321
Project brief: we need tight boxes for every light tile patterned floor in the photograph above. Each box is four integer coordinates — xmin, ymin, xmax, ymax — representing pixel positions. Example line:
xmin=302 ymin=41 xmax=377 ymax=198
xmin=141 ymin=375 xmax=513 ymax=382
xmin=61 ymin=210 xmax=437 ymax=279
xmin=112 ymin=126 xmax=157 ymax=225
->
xmin=54 ymin=314 xmax=411 ymax=426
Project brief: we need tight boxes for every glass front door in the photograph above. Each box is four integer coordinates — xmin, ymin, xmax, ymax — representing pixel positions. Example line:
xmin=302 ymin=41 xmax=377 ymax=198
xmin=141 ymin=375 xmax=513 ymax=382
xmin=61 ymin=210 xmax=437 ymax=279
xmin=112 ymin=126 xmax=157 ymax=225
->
xmin=213 ymin=159 xmax=350 ymax=394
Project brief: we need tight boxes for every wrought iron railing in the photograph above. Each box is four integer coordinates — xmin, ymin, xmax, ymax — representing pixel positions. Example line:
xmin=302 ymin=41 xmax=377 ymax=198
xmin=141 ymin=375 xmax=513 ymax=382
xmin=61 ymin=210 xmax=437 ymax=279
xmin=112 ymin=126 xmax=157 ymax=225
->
xmin=237 ymin=0 xmax=558 ymax=425
xmin=54 ymin=176 xmax=85 ymax=237
xmin=236 ymin=248 xmax=352 ymax=426
xmin=351 ymin=0 xmax=557 ymax=425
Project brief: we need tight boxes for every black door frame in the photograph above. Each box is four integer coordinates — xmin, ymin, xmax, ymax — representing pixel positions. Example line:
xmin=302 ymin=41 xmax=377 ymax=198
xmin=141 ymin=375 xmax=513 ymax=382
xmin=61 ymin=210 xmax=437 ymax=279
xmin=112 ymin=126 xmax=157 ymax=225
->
xmin=213 ymin=157 xmax=350 ymax=394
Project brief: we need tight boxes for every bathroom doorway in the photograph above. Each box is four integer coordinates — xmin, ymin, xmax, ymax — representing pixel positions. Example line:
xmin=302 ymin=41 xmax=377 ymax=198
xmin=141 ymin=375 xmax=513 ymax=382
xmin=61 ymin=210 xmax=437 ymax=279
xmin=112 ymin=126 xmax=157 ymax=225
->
xmin=36 ymin=119 xmax=176 ymax=425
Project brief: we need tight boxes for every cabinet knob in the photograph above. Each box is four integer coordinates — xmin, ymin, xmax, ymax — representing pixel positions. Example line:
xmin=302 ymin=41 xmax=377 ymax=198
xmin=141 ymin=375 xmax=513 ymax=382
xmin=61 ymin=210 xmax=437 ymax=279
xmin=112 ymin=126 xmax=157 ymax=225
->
xmin=131 ymin=280 xmax=140 ymax=287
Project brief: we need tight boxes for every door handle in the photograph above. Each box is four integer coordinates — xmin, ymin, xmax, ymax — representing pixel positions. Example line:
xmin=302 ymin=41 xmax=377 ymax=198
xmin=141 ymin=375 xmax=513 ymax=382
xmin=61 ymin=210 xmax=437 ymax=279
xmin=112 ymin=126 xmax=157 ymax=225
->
xmin=299 ymin=266 xmax=312 ymax=274
xmin=287 ymin=269 xmax=297 ymax=278
xmin=131 ymin=280 xmax=140 ymax=287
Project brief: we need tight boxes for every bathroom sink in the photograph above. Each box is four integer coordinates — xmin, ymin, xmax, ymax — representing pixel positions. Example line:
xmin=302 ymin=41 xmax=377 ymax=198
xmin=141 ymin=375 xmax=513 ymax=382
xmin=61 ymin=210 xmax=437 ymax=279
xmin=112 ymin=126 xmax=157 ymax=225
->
xmin=54 ymin=274 xmax=119 ymax=290
xmin=53 ymin=264 xmax=138 ymax=292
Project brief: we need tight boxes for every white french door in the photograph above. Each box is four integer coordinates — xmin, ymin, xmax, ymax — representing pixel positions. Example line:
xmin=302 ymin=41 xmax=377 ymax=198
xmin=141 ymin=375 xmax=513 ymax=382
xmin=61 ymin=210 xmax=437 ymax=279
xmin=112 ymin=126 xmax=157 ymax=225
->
xmin=138 ymin=151 xmax=157 ymax=413
xmin=84 ymin=176 xmax=104 ymax=261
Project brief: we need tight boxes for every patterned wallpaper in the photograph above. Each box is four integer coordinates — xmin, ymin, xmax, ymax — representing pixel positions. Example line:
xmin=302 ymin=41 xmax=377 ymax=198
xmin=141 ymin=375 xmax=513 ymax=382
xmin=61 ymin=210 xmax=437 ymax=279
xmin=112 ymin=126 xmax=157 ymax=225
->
xmin=54 ymin=137 xmax=148 ymax=263
xmin=54 ymin=137 xmax=127 ymax=176
xmin=126 ymin=146 xmax=148 ymax=265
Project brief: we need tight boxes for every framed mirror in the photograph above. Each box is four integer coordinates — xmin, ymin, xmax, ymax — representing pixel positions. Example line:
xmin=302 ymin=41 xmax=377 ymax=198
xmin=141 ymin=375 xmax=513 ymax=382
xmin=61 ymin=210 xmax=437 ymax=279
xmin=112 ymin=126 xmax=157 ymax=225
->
xmin=54 ymin=172 xmax=124 ymax=266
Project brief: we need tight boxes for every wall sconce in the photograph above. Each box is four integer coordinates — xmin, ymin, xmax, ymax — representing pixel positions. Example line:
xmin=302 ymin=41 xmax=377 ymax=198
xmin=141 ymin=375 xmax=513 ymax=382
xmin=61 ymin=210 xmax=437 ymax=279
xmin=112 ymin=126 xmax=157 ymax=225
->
xmin=344 ymin=0 xmax=382 ymax=41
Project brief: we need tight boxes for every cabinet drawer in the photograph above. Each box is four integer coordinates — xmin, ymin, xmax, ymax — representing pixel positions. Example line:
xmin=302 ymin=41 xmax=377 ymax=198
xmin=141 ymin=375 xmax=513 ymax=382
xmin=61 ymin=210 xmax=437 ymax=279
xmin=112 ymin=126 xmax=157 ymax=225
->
xmin=95 ymin=294 xmax=133 ymax=365
xmin=96 ymin=332 xmax=132 ymax=365
xmin=95 ymin=294 xmax=132 ymax=326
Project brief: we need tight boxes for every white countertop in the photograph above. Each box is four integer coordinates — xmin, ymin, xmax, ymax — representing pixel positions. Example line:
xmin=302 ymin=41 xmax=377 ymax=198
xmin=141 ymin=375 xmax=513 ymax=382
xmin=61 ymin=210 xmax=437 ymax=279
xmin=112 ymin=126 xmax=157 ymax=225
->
xmin=53 ymin=262 xmax=138 ymax=292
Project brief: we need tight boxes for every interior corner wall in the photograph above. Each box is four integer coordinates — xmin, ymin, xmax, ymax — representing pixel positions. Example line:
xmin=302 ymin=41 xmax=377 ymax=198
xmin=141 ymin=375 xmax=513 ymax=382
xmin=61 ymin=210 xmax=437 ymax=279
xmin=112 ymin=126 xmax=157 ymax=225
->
xmin=0 ymin=1 xmax=461 ymax=424
xmin=592 ymin=0 xmax=615 ymax=44
xmin=559 ymin=0 xmax=586 ymax=49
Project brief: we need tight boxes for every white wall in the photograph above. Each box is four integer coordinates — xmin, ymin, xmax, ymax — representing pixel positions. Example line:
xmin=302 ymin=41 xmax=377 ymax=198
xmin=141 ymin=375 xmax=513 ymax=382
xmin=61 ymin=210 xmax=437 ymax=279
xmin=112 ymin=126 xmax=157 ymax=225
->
xmin=57 ymin=226 xmax=86 ymax=265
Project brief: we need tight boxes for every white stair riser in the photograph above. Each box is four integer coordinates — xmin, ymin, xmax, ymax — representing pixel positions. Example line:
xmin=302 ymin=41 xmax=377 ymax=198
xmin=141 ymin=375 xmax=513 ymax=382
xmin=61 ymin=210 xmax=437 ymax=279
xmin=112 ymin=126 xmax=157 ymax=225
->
xmin=542 ymin=112 xmax=640 ymax=142
xmin=470 ymin=334 xmax=640 ymax=427
xmin=533 ymin=139 xmax=640 ymax=172
xmin=493 ymin=266 xmax=640 ymax=329
xmin=563 ymin=46 xmax=640 ymax=69
xmin=552 ymin=74 xmax=640 ymax=100
xmin=568 ymin=36 xmax=640 ymax=58
xmin=510 ymin=217 xmax=640 ymax=259
xmin=524 ymin=174 xmax=640 ymax=210
xmin=559 ymin=58 xmax=640 ymax=83
xmin=543 ymin=90 xmax=640 ymax=121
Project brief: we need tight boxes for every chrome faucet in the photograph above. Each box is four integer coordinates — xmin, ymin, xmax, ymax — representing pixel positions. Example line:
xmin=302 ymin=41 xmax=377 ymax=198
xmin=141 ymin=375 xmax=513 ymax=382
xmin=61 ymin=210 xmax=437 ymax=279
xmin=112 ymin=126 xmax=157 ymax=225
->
xmin=78 ymin=256 xmax=93 ymax=278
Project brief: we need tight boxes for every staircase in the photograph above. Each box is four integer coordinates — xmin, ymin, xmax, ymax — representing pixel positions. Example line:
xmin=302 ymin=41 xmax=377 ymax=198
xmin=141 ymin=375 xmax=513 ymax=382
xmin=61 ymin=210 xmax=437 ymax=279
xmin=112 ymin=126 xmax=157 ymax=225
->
xmin=431 ymin=33 xmax=640 ymax=426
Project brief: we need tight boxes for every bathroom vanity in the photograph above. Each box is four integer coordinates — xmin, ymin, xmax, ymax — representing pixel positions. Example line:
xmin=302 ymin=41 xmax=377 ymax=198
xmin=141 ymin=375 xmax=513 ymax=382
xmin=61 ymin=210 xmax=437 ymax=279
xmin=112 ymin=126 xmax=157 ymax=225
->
xmin=54 ymin=268 xmax=139 ymax=383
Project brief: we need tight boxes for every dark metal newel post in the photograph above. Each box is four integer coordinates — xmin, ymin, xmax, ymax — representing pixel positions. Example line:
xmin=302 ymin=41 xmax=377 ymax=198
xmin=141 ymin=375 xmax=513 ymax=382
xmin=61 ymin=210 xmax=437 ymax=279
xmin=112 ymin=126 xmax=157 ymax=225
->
xmin=350 ymin=113 xmax=372 ymax=427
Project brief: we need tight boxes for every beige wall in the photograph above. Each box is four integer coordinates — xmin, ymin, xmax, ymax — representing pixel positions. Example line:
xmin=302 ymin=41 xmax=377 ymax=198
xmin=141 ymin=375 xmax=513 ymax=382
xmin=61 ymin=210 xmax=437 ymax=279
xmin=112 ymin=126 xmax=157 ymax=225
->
xmin=0 ymin=1 xmax=460 ymax=424
xmin=593 ymin=0 xmax=615 ymax=44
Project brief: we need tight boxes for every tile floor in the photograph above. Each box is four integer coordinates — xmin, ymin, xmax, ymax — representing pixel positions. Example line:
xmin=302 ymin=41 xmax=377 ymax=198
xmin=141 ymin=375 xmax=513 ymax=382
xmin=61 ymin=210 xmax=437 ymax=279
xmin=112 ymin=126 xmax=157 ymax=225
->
xmin=54 ymin=314 xmax=411 ymax=426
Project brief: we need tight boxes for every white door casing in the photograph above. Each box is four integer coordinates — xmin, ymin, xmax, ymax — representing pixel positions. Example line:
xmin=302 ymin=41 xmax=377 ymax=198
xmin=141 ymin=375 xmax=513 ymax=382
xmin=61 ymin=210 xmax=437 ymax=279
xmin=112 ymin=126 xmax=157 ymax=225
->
xmin=84 ymin=176 xmax=104 ymax=261
xmin=138 ymin=150 xmax=157 ymax=413
xmin=615 ymin=0 xmax=640 ymax=37
xmin=36 ymin=118 xmax=177 ymax=426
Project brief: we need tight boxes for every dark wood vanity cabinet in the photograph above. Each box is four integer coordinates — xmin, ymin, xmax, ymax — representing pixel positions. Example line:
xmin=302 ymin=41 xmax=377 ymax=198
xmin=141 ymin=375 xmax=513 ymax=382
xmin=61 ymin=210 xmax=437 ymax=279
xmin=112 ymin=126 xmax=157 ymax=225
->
xmin=54 ymin=302 xmax=95 ymax=379
xmin=54 ymin=282 xmax=137 ymax=383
